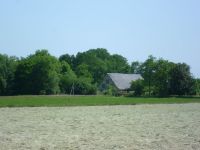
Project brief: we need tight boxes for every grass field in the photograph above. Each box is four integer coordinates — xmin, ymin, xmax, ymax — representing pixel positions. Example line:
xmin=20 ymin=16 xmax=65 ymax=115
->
xmin=0 ymin=95 xmax=200 ymax=107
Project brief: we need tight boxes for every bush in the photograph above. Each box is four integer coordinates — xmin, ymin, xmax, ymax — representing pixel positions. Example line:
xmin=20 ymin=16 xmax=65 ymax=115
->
xmin=104 ymin=85 xmax=118 ymax=96
xmin=74 ymin=78 xmax=97 ymax=95
xmin=130 ymin=79 xmax=144 ymax=96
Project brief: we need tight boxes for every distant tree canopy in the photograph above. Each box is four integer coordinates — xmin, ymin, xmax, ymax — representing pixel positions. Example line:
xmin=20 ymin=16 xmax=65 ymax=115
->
xmin=0 ymin=48 xmax=198 ymax=96
xmin=195 ymin=79 xmax=200 ymax=95
xmin=168 ymin=63 xmax=195 ymax=95
xmin=14 ymin=50 xmax=60 ymax=95
xmin=60 ymin=48 xmax=130 ymax=84
xmin=132 ymin=56 xmax=195 ymax=97
xmin=0 ymin=54 xmax=18 ymax=95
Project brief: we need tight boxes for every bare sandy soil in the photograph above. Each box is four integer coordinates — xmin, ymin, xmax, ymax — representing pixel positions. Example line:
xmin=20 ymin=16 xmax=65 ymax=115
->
xmin=0 ymin=104 xmax=200 ymax=150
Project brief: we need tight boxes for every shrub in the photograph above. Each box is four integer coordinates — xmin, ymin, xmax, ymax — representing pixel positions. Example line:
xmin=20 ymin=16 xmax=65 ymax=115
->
xmin=74 ymin=78 xmax=97 ymax=95
xmin=130 ymin=79 xmax=144 ymax=96
xmin=104 ymin=85 xmax=118 ymax=96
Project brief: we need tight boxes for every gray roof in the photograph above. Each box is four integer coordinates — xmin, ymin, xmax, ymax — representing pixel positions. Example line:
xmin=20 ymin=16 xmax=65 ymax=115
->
xmin=107 ymin=73 xmax=143 ymax=90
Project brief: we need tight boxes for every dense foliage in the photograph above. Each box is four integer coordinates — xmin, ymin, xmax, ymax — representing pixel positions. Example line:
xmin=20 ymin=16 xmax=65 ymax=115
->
xmin=0 ymin=54 xmax=18 ymax=95
xmin=131 ymin=56 xmax=196 ymax=97
xmin=130 ymin=79 xmax=145 ymax=96
xmin=195 ymin=79 xmax=200 ymax=95
xmin=0 ymin=49 xmax=198 ymax=96
xmin=14 ymin=50 xmax=60 ymax=95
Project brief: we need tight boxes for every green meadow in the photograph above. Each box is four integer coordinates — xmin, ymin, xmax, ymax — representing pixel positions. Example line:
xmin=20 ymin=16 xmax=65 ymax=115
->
xmin=0 ymin=95 xmax=200 ymax=107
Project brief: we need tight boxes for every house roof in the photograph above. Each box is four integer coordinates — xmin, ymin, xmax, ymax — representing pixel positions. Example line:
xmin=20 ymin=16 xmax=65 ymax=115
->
xmin=107 ymin=73 xmax=143 ymax=90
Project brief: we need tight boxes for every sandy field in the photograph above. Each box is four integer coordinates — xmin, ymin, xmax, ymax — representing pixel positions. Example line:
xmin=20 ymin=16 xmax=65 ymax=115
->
xmin=0 ymin=104 xmax=200 ymax=150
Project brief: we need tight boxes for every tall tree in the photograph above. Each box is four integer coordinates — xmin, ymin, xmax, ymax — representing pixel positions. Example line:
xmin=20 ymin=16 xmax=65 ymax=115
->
xmin=59 ymin=61 xmax=77 ymax=94
xmin=139 ymin=55 xmax=156 ymax=96
xmin=59 ymin=54 xmax=75 ymax=69
xmin=195 ymin=79 xmax=200 ymax=95
xmin=109 ymin=54 xmax=130 ymax=73
xmin=74 ymin=48 xmax=109 ymax=84
xmin=74 ymin=48 xmax=131 ymax=84
xmin=169 ymin=63 xmax=194 ymax=95
xmin=75 ymin=63 xmax=92 ymax=81
xmin=153 ymin=59 xmax=174 ymax=96
xmin=14 ymin=50 xmax=60 ymax=94
xmin=131 ymin=61 xmax=141 ymax=74
xmin=0 ymin=54 xmax=18 ymax=95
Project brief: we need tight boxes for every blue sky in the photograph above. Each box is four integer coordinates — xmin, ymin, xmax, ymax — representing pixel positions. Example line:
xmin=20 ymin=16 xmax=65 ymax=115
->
xmin=0 ymin=0 xmax=200 ymax=77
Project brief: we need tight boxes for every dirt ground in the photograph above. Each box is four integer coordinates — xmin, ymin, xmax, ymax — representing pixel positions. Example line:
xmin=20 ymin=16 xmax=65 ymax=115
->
xmin=0 ymin=104 xmax=200 ymax=150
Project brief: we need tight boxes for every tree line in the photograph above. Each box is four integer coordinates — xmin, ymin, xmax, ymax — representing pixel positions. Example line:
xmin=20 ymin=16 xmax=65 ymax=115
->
xmin=0 ymin=48 xmax=199 ymax=96
xmin=130 ymin=55 xmax=200 ymax=97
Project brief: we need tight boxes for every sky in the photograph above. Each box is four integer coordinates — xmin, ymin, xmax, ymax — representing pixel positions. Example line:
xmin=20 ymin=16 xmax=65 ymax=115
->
xmin=0 ymin=0 xmax=200 ymax=77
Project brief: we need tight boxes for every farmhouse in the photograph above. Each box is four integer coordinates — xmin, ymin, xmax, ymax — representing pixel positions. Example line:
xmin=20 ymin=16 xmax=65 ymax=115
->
xmin=100 ymin=73 xmax=143 ymax=93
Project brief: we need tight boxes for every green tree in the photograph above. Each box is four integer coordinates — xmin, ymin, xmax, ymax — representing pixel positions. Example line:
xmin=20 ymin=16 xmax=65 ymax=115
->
xmin=139 ymin=55 xmax=156 ymax=96
xmin=59 ymin=54 xmax=75 ymax=69
xmin=130 ymin=61 xmax=141 ymax=74
xmin=195 ymin=79 xmax=200 ymax=95
xmin=0 ymin=54 xmax=18 ymax=95
xmin=74 ymin=63 xmax=96 ymax=95
xmin=74 ymin=48 xmax=109 ymax=84
xmin=169 ymin=63 xmax=194 ymax=95
xmin=109 ymin=54 xmax=130 ymax=73
xmin=75 ymin=63 xmax=92 ymax=82
xmin=153 ymin=59 xmax=174 ymax=97
xmin=74 ymin=78 xmax=96 ymax=95
xmin=74 ymin=48 xmax=130 ymax=85
xmin=130 ymin=79 xmax=145 ymax=96
xmin=59 ymin=61 xmax=77 ymax=94
xmin=14 ymin=50 xmax=60 ymax=95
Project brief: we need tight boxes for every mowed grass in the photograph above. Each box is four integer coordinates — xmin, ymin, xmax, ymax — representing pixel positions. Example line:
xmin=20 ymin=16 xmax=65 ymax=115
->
xmin=0 ymin=95 xmax=200 ymax=107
